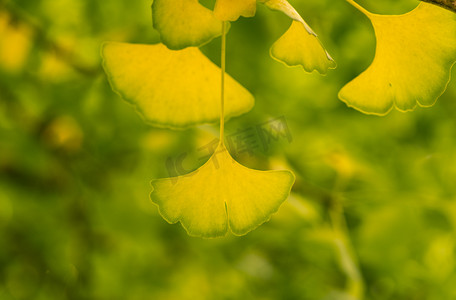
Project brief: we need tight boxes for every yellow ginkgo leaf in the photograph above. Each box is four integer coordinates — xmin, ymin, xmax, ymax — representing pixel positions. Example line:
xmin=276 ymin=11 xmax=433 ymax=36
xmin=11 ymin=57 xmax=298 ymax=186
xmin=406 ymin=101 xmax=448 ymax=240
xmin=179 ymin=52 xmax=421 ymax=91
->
xmin=271 ymin=21 xmax=336 ymax=74
xmin=214 ymin=0 xmax=257 ymax=21
xmin=261 ymin=0 xmax=336 ymax=74
xmin=339 ymin=1 xmax=456 ymax=115
xmin=152 ymin=0 xmax=223 ymax=50
xmin=151 ymin=143 xmax=295 ymax=238
xmin=101 ymin=42 xmax=254 ymax=129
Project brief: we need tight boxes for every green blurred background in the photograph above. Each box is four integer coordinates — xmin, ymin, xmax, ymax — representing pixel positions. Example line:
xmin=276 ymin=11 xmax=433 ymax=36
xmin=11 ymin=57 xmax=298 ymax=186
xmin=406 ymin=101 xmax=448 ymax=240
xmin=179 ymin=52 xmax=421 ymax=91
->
xmin=1 ymin=0 xmax=456 ymax=299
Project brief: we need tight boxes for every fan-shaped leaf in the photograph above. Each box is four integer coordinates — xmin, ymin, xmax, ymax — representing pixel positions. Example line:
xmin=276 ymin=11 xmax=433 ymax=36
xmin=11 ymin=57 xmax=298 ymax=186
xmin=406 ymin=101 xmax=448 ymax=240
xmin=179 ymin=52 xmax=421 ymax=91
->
xmin=151 ymin=143 xmax=295 ymax=238
xmin=101 ymin=42 xmax=254 ymax=129
xmin=339 ymin=2 xmax=456 ymax=115
xmin=271 ymin=21 xmax=336 ymax=74
xmin=261 ymin=0 xmax=336 ymax=74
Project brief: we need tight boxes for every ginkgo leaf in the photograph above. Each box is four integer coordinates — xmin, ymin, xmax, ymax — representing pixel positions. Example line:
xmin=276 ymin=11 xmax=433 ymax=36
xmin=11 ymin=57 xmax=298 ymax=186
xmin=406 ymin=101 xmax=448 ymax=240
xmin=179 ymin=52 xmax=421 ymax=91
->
xmin=151 ymin=143 xmax=295 ymax=238
xmin=214 ymin=0 xmax=257 ymax=21
xmin=101 ymin=42 xmax=254 ymax=129
xmin=261 ymin=0 xmax=336 ymax=74
xmin=271 ymin=21 xmax=336 ymax=74
xmin=339 ymin=2 xmax=456 ymax=115
xmin=152 ymin=0 xmax=223 ymax=50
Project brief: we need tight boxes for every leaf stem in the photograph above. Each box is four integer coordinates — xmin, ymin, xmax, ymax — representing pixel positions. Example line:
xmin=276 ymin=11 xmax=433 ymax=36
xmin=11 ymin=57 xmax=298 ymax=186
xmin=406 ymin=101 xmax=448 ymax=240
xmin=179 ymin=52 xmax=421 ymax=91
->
xmin=220 ymin=21 xmax=227 ymax=145
xmin=345 ymin=0 xmax=372 ymax=17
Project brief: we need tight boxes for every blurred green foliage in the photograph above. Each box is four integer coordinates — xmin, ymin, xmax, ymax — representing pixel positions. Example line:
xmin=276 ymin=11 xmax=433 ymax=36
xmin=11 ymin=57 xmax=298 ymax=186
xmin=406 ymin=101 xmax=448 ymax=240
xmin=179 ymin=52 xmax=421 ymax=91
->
xmin=1 ymin=0 xmax=456 ymax=299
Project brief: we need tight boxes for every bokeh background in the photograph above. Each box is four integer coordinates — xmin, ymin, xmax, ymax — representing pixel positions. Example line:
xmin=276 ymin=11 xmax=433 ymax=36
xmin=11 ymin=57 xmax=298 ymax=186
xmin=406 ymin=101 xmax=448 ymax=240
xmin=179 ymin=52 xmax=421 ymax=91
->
xmin=1 ymin=0 xmax=456 ymax=299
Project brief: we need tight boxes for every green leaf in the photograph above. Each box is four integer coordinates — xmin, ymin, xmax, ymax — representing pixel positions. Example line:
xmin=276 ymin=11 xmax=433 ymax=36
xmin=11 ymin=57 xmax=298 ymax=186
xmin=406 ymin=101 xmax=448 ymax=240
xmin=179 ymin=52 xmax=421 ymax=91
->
xmin=214 ymin=0 xmax=257 ymax=21
xmin=261 ymin=0 xmax=336 ymax=74
xmin=339 ymin=2 xmax=456 ymax=115
xmin=152 ymin=0 xmax=223 ymax=50
xmin=101 ymin=42 xmax=254 ymax=129
xmin=151 ymin=143 xmax=295 ymax=238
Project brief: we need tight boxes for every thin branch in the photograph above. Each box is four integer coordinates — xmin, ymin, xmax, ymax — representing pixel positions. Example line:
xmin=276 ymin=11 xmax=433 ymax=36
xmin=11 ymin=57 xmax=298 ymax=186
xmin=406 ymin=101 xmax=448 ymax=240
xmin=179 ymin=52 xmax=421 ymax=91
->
xmin=421 ymin=0 xmax=456 ymax=13
xmin=288 ymin=157 xmax=365 ymax=299
xmin=329 ymin=193 xmax=365 ymax=299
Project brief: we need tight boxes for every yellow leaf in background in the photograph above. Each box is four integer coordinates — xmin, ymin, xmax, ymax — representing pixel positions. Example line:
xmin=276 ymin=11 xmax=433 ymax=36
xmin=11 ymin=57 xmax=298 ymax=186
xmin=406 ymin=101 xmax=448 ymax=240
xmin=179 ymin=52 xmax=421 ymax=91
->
xmin=39 ymin=51 xmax=73 ymax=81
xmin=261 ymin=0 xmax=336 ymax=74
xmin=339 ymin=2 xmax=456 ymax=115
xmin=214 ymin=0 xmax=257 ymax=21
xmin=151 ymin=143 xmax=295 ymax=238
xmin=0 ymin=12 xmax=33 ymax=73
xmin=101 ymin=42 xmax=254 ymax=129
xmin=152 ymin=0 xmax=223 ymax=50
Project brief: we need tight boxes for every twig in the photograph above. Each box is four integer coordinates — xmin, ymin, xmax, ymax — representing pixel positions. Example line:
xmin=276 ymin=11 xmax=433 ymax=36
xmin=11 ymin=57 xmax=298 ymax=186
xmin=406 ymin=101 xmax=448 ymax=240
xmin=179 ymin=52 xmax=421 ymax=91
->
xmin=329 ymin=192 xmax=365 ymax=299
xmin=421 ymin=0 xmax=456 ymax=13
